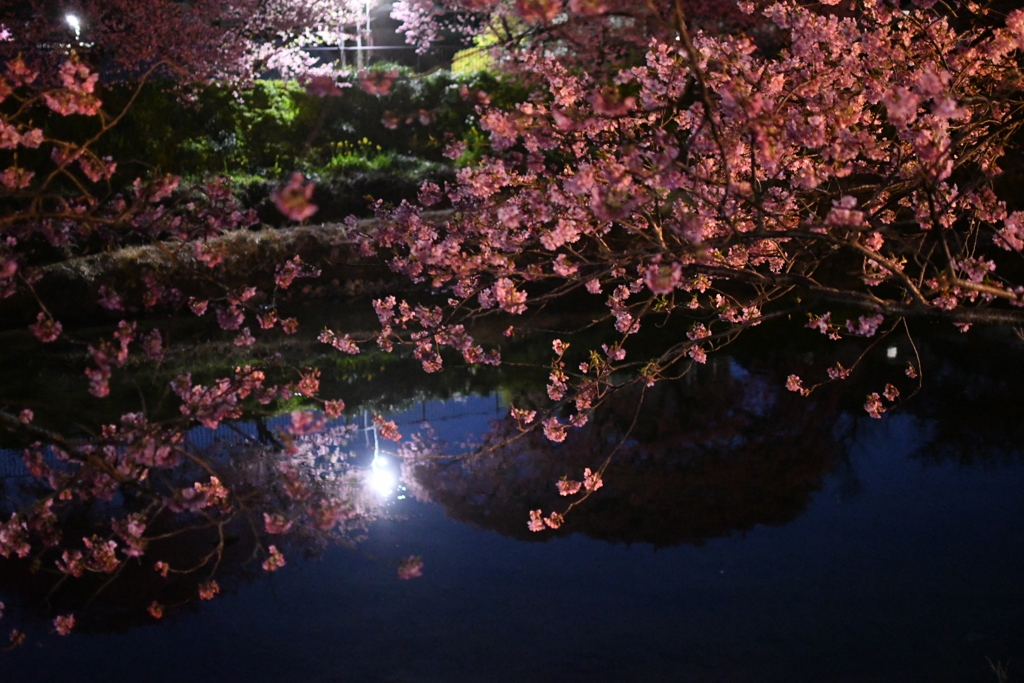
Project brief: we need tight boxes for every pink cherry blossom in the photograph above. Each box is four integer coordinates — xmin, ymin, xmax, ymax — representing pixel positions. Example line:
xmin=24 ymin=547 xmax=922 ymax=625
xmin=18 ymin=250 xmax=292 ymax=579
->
xmin=53 ymin=614 xmax=75 ymax=636
xmin=29 ymin=312 xmax=61 ymax=342
xmin=262 ymin=545 xmax=286 ymax=572
xmin=864 ymin=393 xmax=886 ymax=419
xmin=358 ymin=69 xmax=399 ymax=96
xmin=272 ymin=173 xmax=318 ymax=222
xmin=397 ymin=555 xmax=424 ymax=580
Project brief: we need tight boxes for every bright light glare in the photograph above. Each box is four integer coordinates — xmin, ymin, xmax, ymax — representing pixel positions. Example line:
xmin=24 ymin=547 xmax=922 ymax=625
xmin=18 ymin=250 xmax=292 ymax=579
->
xmin=65 ymin=13 xmax=81 ymax=36
xmin=367 ymin=456 xmax=397 ymax=496
xmin=886 ymin=346 xmax=898 ymax=359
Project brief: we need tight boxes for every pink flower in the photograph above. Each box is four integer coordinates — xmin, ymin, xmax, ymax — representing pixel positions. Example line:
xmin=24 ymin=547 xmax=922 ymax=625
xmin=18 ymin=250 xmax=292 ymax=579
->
xmin=416 ymin=109 xmax=434 ymax=125
xmin=233 ymin=327 xmax=255 ymax=347
xmin=0 ymin=166 xmax=33 ymax=189
xmin=264 ymin=513 xmax=294 ymax=535
xmin=53 ymin=614 xmax=74 ymax=636
xmin=552 ymin=254 xmax=577 ymax=276
xmin=84 ymin=365 xmax=110 ymax=397
xmin=319 ymin=329 xmax=360 ymax=354
xmin=826 ymin=195 xmax=864 ymax=227
xmin=557 ymin=477 xmax=583 ymax=496
xmin=6 ymin=57 xmax=37 ymax=86
xmin=491 ymin=278 xmax=527 ymax=314
xmin=198 ymin=581 xmax=220 ymax=600
xmin=528 ymin=509 xmax=546 ymax=532
xmin=373 ymin=415 xmax=402 ymax=441
xmin=29 ymin=312 xmax=61 ymax=343
xmin=881 ymin=86 xmax=920 ymax=127
xmin=644 ymin=261 xmax=682 ymax=295
xmin=262 ymin=545 xmax=286 ymax=572
xmin=272 ymin=173 xmax=318 ymax=222
xmin=516 ymin=0 xmax=562 ymax=23
xmin=296 ymin=369 xmax=320 ymax=397
xmin=195 ymin=241 xmax=225 ymax=268
xmin=97 ymin=285 xmax=124 ymax=311
xmin=883 ymin=383 xmax=900 ymax=402
xmin=602 ymin=343 xmax=625 ymax=361
xmin=827 ymin=363 xmax=851 ymax=380
xmin=78 ymin=155 xmax=115 ymax=183
xmin=324 ymin=399 xmax=345 ymax=418
xmin=189 ymin=298 xmax=209 ymax=316
xmin=588 ymin=86 xmax=636 ymax=117
xmin=258 ymin=311 xmax=278 ymax=329
xmin=358 ymin=69 xmax=399 ymax=96
xmin=137 ymin=329 xmax=163 ymax=361
xmin=864 ymin=393 xmax=886 ymax=419
xmin=148 ymin=602 xmax=164 ymax=619
xmin=1007 ymin=9 xmax=1024 ymax=50
xmin=542 ymin=417 xmax=566 ymax=442
xmin=0 ymin=122 xmax=19 ymax=149
xmin=397 ymin=555 xmax=424 ymax=580
xmin=216 ymin=305 xmax=244 ymax=330
xmin=288 ymin=410 xmax=326 ymax=435
xmin=511 ymin=406 xmax=537 ymax=426
xmin=543 ymin=512 xmax=565 ymax=529
xmin=418 ymin=181 xmax=443 ymax=207
xmin=303 ymin=75 xmax=344 ymax=97
xmin=569 ymin=0 xmax=609 ymax=14
xmin=583 ymin=467 xmax=603 ymax=492
xmin=0 ymin=258 xmax=16 ymax=280
xmin=845 ymin=314 xmax=884 ymax=337
xmin=996 ymin=211 xmax=1024 ymax=251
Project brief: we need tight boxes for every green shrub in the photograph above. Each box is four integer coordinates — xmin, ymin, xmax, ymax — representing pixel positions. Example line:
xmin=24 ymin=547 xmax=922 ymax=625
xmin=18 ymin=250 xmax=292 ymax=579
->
xmin=8 ymin=67 xmax=531 ymax=218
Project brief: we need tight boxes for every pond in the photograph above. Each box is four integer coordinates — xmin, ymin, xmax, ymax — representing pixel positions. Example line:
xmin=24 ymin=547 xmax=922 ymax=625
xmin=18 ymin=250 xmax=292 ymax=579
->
xmin=1 ymin=320 xmax=1023 ymax=682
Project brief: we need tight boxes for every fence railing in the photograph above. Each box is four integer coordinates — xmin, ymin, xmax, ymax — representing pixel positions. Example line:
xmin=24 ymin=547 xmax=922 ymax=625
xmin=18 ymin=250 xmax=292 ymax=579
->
xmin=301 ymin=45 xmax=464 ymax=71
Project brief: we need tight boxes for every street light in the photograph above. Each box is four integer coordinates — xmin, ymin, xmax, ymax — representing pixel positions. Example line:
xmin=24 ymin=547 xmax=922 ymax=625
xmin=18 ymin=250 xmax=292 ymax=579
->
xmin=65 ymin=13 xmax=81 ymax=40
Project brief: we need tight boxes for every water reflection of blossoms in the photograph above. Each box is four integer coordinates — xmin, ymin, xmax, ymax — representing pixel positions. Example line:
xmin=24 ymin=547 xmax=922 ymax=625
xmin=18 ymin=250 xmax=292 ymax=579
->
xmin=408 ymin=359 xmax=843 ymax=547
xmin=0 ymin=411 xmax=395 ymax=644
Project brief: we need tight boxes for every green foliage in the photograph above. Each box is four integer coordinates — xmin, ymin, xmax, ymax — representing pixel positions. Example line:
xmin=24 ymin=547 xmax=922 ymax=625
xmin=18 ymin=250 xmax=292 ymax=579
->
xmin=18 ymin=67 xmax=533 ymax=218
xmin=452 ymin=31 xmax=499 ymax=75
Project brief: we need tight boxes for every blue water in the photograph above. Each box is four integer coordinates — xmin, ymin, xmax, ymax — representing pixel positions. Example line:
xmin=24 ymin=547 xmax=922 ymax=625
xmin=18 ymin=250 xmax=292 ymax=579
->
xmin=2 ymin=402 xmax=1023 ymax=682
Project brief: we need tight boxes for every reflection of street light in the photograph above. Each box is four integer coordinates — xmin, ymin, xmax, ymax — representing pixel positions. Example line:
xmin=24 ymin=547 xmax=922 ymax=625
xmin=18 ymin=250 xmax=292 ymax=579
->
xmin=368 ymin=454 xmax=397 ymax=497
xmin=363 ymin=410 xmax=397 ymax=497
xmin=65 ymin=13 xmax=81 ymax=39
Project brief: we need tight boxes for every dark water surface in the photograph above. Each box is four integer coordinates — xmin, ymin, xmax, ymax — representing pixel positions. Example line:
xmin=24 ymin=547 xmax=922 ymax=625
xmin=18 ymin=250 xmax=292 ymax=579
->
xmin=2 ymin=336 xmax=1024 ymax=682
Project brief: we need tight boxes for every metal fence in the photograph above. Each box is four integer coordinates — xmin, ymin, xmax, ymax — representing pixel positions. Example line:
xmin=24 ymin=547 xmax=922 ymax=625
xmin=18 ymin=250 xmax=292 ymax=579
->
xmin=301 ymin=44 xmax=464 ymax=71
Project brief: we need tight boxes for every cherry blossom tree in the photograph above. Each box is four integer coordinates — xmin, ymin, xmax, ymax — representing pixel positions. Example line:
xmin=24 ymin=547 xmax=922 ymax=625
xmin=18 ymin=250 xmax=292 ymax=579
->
xmin=5 ymin=0 xmax=1024 ymax=625
xmin=355 ymin=0 xmax=1024 ymax=431
xmin=0 ymin=0 xmax=362 ymax=83
xmin=317 ymin=0 xmax=1024 ymax=537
